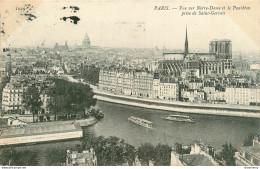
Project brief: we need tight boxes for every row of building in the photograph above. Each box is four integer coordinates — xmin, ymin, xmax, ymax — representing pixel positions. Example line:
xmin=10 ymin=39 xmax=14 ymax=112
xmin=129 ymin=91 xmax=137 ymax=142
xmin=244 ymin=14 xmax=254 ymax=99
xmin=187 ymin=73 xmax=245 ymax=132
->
xmin=98 ymin=67 xmax=260 ymax=105
xmin=171 ymin=137 xmax=260 ymax=166
xmin=1 ymin=75 xmax=52 ymax=115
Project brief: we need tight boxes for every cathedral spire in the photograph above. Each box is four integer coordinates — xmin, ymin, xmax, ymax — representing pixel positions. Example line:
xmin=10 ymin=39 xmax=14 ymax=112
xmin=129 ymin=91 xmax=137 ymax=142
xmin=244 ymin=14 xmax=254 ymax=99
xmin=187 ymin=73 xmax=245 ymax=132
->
xmin=184 ymin=25 xmax=189 ymax=57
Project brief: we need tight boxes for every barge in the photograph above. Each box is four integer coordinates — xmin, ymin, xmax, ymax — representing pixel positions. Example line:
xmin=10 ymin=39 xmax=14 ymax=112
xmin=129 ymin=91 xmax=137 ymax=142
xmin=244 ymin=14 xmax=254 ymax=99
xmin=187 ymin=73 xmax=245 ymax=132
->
xmin=162 ymin=114 xmax=195 ymax=123
xmin=128 ymin=116 xmax=154 ymax=129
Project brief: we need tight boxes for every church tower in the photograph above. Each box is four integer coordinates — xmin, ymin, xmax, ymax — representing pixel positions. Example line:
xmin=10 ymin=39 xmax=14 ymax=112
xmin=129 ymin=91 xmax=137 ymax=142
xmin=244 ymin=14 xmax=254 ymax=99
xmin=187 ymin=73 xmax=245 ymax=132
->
xmin=184 ymin=26 xmax=189 ymax=57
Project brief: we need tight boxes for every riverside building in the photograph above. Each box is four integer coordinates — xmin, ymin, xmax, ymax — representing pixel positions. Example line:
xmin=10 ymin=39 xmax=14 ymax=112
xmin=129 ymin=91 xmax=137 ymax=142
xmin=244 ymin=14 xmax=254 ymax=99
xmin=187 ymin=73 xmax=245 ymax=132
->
xmin=225 ymin=87 xmax=260 ymax=106
xmin=99 ymin=67 xmax=154 ymax=98
xmin=153 ymin=77 xmax=179 ymax=100
xmin=99 ymin=67 xmax=180 ymax=100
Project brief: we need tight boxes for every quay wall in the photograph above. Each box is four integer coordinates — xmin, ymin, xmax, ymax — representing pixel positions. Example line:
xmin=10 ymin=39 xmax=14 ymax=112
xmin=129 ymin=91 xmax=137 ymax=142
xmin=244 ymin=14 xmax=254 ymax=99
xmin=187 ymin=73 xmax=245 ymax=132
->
xmin=94 ymin=91 xmax=260 ymax=118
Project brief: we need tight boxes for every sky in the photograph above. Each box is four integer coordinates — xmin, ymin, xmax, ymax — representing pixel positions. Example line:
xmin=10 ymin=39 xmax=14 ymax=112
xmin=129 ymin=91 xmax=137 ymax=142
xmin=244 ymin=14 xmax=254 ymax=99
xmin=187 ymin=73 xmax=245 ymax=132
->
xmin=1 ymin=0 xmax=260 ymax=52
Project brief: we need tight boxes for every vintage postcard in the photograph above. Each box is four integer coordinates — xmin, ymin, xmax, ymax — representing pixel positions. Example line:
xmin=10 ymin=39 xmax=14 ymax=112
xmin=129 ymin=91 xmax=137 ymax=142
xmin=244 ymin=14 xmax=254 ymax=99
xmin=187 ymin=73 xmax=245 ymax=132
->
xmin=0 ymin=0 xmax=260 ymax=167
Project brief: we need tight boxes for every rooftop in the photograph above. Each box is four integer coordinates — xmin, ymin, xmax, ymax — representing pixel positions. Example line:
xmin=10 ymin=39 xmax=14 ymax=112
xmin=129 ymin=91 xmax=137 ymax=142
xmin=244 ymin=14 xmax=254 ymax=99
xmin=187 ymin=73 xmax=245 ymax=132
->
xmin=239 ymin=146 xmax=260 ymax=160
xmin=4 ymin=83 xmax=22 ymax=89
xmin=182 ymin=154 xmax=215 ymax=166
xmin=0 ymin=124 xmax=81 ymax=138
xmin=210 ymin=39 xmax=231 ymax=42
xmin=67 ymin=149 xmax=96 ymax=166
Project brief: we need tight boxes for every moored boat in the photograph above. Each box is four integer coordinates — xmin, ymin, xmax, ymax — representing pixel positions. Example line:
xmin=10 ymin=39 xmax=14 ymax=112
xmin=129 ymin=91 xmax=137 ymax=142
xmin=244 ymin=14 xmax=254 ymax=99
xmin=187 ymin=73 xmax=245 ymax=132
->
xmin=128 ymin=116 xmax=154 ymax=129
xmin=162 ymin=114 xmax=195 ymax=123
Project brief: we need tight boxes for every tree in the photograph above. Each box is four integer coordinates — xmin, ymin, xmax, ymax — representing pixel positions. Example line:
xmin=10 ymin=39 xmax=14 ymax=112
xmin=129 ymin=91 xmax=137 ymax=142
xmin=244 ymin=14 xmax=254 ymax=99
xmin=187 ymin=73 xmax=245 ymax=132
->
xmin=219 ymin=143 xmax=237 ymax=166
xmin=243 ymin=133 xmax=260 ymax=146
xmin=79 ymin=64 xmax=100 ymax=85
xmin=47 ymin=78 xmax=97 ymax=120
xmin=22 ymin=85 xmax=43 ymax=122
xmin=105 ymin=136 xmax=125 ymax=165
xmin=154 ymin=144 xmax=172 ymax=166
xmin=175 ymin=142 xmax=183 ymax=154
xmin=137 ymin=143 xmax=156 ymax=165
xmin=123 ymin=143 xmax=136 ymax=166
xmin=0 ymin=148 xmax=38 ymax=166
xmin=12 ymin=150 xmax=38 ymax=166
xmin=80 ymin=135 xmax=136 ymax=166
xmin=0 ymin=147 xmax=14 ymax=165
xmin=174 ymin=142 xmax=191 ymax=155
xmin=45 ymin=148 xmax=67 ymax=166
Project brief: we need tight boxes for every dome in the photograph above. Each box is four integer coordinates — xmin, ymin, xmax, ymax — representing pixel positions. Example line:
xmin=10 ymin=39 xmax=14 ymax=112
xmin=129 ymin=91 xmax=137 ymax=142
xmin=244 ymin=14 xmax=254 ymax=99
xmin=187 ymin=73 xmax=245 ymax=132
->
xmin=82 ymin=33 xmax=91 ymax=47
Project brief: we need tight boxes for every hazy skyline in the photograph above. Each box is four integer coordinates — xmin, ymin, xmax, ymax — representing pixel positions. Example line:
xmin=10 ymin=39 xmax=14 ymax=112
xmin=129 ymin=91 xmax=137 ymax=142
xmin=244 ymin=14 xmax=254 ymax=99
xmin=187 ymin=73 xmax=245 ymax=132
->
xmin=1 ymin=0 xmax=260 ymax=52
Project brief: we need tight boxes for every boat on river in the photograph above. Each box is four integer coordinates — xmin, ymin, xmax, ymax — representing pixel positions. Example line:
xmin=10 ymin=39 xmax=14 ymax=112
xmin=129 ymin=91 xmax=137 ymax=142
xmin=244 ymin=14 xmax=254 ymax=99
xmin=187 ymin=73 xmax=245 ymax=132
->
xmin=128 ymin=116 xmax=154 ymax=129
xmin=162 ymin=114 xmax=195 ymax=123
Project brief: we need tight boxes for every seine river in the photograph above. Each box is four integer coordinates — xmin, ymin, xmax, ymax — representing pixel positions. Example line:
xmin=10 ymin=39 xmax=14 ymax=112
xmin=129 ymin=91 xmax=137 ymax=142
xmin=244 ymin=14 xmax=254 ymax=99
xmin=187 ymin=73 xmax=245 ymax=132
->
xmin=2 ymin=101 xmax=260 ymax=165
xmin=94 ymin=101 xmax=260 ymax=149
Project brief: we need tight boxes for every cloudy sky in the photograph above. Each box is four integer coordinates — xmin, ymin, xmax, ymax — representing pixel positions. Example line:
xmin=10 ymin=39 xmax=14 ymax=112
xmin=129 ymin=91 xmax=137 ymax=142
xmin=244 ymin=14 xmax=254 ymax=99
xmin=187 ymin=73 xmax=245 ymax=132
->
xmin=1 ymin=0 xmax=260 ymax=52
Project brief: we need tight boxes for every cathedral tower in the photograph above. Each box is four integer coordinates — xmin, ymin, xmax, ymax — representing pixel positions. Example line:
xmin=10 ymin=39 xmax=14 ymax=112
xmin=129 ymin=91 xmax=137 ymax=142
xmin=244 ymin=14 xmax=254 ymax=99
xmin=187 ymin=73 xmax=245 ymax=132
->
xmin=184 ymin=26 xmax=189 ymax=57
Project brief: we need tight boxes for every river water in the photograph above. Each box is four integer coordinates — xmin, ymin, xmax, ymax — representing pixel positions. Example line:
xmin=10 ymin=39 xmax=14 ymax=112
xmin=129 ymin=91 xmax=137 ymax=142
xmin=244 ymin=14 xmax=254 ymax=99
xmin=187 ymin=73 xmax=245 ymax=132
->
xmin=94 ymin=101 xmax=260 ymax=149
xmin=1 ymin=101 xmax=260 ymax=165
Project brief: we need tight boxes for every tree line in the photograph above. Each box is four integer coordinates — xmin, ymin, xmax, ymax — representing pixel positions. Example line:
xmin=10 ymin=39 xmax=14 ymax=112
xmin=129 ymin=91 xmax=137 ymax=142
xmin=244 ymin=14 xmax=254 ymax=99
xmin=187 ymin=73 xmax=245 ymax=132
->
xmin=1 ymin=133 xmax=259 ymax=166
xmin=22 ymin=78 xmax=97 ymax=122
xmin=75 ymin=134 xmax=172 ymax=166
xmin=78 ymin=64 xmax=100 ymax=85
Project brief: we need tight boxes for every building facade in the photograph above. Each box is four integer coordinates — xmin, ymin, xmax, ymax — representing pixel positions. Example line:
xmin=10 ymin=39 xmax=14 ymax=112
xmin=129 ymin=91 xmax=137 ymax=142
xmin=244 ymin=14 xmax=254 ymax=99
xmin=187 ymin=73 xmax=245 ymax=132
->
xmin=2 ymin=83 xmax=23 ymax=114
xmin=153 ymin=77 xmax=179 ymax=100
xmin=99 ymin=68 xmax=153 ymax=98
xmin=225 ymin=87 xmax=260 ymax=105
xmin=132 ymin=71 xmax=153 ymax=98
xmin=181 ymin=89 xmax=205 ymax=102
xmin=209 ymin=39 xmax=232 ymax=58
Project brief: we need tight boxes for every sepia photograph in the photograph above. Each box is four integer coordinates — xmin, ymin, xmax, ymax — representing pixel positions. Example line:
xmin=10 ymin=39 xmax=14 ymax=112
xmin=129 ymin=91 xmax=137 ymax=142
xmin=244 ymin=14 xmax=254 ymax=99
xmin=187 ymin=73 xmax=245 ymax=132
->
xmin=0 ymin=0 xmax=260 ymax=167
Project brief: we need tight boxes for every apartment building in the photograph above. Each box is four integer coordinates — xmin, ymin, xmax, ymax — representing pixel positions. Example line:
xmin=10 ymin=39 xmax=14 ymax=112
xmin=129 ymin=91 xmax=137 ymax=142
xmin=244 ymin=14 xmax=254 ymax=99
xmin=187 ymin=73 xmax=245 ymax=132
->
xmin=225 ymin=87 xmax=260 ymax=105
xmin=181 ymin=89 xmax=205 ymax=102
xmin=99 ymin=67 xmax=154 ymax=98
xmin=158 ymin=78 xmax=179 ymax=101
xmin=2 ymin=83 xmax=23 ymax=114
xmin=132 ymin=71 xmax=153 ymax=98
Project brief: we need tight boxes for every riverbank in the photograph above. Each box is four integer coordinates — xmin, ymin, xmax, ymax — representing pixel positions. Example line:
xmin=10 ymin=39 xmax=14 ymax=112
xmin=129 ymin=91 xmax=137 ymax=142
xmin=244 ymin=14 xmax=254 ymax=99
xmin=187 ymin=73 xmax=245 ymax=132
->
xmin=27 ymin=117 xmax=98 ymax=127
xmin=94 ymin=90 xmax=260 ymax=118
xmin=62 ymin=75 xmax=260 ymax=118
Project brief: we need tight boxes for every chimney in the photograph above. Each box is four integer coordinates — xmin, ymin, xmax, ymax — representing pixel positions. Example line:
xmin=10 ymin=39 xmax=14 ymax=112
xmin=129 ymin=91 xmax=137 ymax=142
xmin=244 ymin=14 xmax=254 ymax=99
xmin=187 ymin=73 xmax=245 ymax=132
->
xmin=253 ymin=135 xmax=260 ymax=147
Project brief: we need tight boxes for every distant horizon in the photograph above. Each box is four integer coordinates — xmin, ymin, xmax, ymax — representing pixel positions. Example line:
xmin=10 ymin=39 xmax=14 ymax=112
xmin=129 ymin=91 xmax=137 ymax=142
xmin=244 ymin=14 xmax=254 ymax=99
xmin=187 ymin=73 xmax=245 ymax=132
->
xmin=3 ymin=44 xmax=260 ymax=54
xmin=4 ymin=31 xmax=259 ymax=53
xmin=1 ymin=1 xmax=259 ymax=53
